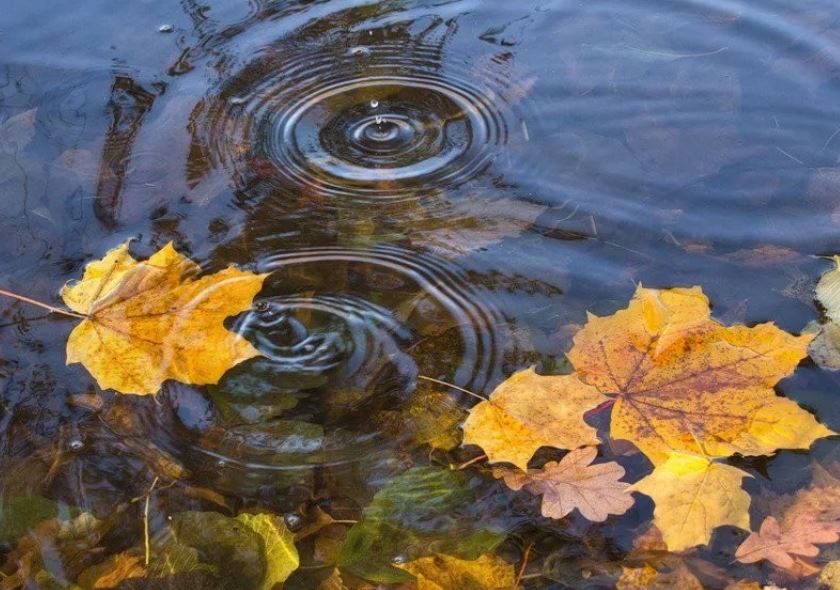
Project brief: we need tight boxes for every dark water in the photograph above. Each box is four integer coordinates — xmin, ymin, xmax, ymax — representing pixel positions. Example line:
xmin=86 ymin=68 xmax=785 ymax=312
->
xmin=3 ymin=0 xmax=840 ymax=587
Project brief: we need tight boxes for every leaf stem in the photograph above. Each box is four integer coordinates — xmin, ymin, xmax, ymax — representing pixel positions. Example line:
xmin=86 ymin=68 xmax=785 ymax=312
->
xmin=515 ymin=542 xmax=535 ymax=589
xmin=417 ymin=375 xmax=488 ymax=402
xmin=144 ymin=476 xmax=160 ymax=566
xmin=0 ymin=288 xmax=86 ymax=320
xmin=454 ymin=454 xmax=487 ymax=470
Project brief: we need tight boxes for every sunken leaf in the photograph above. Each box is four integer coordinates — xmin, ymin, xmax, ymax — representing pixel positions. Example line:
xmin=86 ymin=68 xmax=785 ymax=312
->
xmin=462 ymin=367 xmax=608 ymax=469
xmin=567 ymin=285 xmax=830 ymax=465
xmin=61 ymin=241 xmax=267 ymax=395
xmin=235 ymin=513 xmax=299 ymax=589
xmin=396 ymin=554 xmax=515 ymax=590
xmin=494 ymin=446 xmax=633 ymax=522
xmin=630 ymin=452 xmax=751 ymax=551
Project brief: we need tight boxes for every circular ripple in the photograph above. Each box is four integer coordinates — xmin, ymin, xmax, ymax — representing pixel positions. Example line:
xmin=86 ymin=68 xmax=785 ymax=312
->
xmin=190 ymin=245 xmax=505 ymax=482
xmin=197 ymin=43 xmax=517 ymax=203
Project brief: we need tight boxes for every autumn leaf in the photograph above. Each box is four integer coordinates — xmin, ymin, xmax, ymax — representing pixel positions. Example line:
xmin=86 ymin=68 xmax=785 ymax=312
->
xmin=616 ymin=562 xmax=704 ymax=590
xmin=76 ymin=552 xmax=145 ymax=588
xmin=567 ymin=285 xmax=831 ymax=465
xmin=462 ymin=367 xmax=609 ymax=469
xmin=493 ymin=446 xmax=633 ymax=522
xmin=60 ymin=241 xmax=267 ymax=395
xmin=235 ymin=513 xmax=299 ymax=589
xmin=817 ymin=256 xmax=840 ymax=324
xmin=396 ymin=554 xmax=515 ymax=590
xmin=735 ymin=515 xmax=840 ymax=572
xmin=630 ymin=452 xmax=751 ymax=551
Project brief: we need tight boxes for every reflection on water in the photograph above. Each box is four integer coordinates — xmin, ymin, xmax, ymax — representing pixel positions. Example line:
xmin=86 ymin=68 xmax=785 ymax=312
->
xmin=3 ymin=0 xmax=840 ymax=586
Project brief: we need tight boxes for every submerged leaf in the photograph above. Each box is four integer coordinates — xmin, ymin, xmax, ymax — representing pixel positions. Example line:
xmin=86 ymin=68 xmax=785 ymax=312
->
xmin=567 ymin=286 xmax=831 ymax=465
xmin=493 ymin=446 xmax=633 ymax=522
xmin=396 ymin=554 xmax=515 ymax=590
xmin=235 ymin=513 xmax=299 ymax=589
xmin=616 ymin=562 xmax=704 ymax=590
xmin=463 ymin=367 xmax=608 ymax=469
xmin=61 ymin=242 xmax=267 ymax=395
xmin=630 ymin=452 xmax=751 ymax=551
xmin=337 ymin=467 xmax=505 ymax=584
xmin=0 ymin=108 xmax=37 ymax=154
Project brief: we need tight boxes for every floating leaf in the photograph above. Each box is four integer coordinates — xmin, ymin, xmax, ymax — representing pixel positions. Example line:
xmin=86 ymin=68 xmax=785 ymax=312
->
xmin=463 ymin=367 xmax=608 ymax=469
xmin=494 ymin=446 xmax=633 ymax=522
xmin=567 ymin=286 xmax=830 ymax=465
xmin=61 ymin=241 xmax=267 ymax=395
xmin=630 ymin=452 xmax=751 ymax=551
xmin=735 ymin=515 xmax=840 ymax=572
xmin=337 ymin=467 xmax=505 ymax=584
xmin=817 ymin=256 xmax=840 ymax=324
xmin=396 ymin=554 xmax=515 ymax=590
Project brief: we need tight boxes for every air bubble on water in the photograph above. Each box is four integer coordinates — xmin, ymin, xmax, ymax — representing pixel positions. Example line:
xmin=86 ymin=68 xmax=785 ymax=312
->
xmin=349 ymin=46 xmax=370 ymax=57
xmin=229 ymin=96 xmax=246 ymax=106
xmin=284 ymin=513 xmax=303 ymax=531
xmin=392 ymin=554 xmax=408 ymax=565
xmin=68 ymin=438 xmax=84 ymax=451
xmin=158 ymin=24 xmax=174 ymax=33
xmin=216 ymin=459 xmax=226 ymax=468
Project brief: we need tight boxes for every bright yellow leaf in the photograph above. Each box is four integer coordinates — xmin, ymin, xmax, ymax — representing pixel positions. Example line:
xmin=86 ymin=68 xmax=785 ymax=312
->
xmin=396 ymin=554 xmax=515 ymax=590
xmin=462 ymin=367 xmax=609 ymax=469
xmin=630 ymin=452 xmax=751 ymax=551
xmin=61 ymin=241 xmax=267 ymax=395
xmin=567 ymin=285 xmax=831 ymax=465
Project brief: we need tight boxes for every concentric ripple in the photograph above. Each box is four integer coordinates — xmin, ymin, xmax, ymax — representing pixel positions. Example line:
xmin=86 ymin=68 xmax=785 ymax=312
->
xmin=196 ymin=43 xmax=518 ymax=202
xmin=191 ymin=245 xmax=505 ymax=483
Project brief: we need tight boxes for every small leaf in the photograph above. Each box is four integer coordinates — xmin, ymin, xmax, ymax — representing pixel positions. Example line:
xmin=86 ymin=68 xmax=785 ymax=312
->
xmin=396 ymin=554 xmax=515 ymax=590
xmin=735 ymin=515 xmax=840 ymax=571
xmin=817 ymin=256 xmax=840 ymax=324
xmin=462 ymin=367 xmax=608 ymax=469
xmin=235 ymin=513 xmax=299 ymax=589
xmin=494 ymin=446 xmax=634 ymax=522
xmin=0 ymin=109 xmax=37 ymax=154
xmin=630 ymin=453 xmax=751 ymax=551
xmin=616 ymin=562 xmax=704 ymax=590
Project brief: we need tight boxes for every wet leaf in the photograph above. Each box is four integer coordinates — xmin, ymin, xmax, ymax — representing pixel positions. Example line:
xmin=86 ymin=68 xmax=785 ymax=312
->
xmin=337 ymin=467 xmax=505 ymax=584
xmin=61 ymin=241 xmax=267 ymax=395
xmin=235 ymin=513 xmax=299 ymax=589
xmin=805 ymin=320 xmax=840 ymax=370
xmin=374 ymin=387 xmax=466 ymax=451
xmin=396 ymin=553 xmax=515 ymax=590
xmin=818 ymin=256 xmax=840 ymax=323
xmin=493 ymin=446 xmax=633 ymax=522
xmin=567 ymin=286 xmax=831 ymax=465
xmin=462 ymin=367 xmax=608 ymax=469
xmin=616 ymin=562 xmax=704 ymax=590
xmin=0 ymin=109 xmax=37 ymax=154
xmin=76 ymin=552 xmax=145 ymax=588
xmin=735 ymin=515 xmax=840 ymax=572
xmin=0 ymin=496 xmax=60 ymax=545
xmin=630 ymin=452 xmax=751 ymax=551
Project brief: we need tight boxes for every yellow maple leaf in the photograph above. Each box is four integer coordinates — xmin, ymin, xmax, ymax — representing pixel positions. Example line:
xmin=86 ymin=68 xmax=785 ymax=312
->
xmin=567 ymin=285 xmax=832 ymax=465
xmin=396 ymin=554 xmax=515 ymax=590
xmin=630 ymin=452 xmax=751 ymax=551
xmin=462 ymin=367 xmax=609 ymax=469
xmin=61 ymin=241 xmax=267 ymax=395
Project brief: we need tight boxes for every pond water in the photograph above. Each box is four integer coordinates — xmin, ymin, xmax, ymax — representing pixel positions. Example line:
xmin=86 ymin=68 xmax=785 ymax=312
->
xmin=2 ymin=0 xmax=840 ymax=588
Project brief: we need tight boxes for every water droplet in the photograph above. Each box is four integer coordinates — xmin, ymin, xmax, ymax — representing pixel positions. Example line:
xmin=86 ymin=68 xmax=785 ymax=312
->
xmin=158 ymin=24 xmax=174 ymax=33
xmin=370 ymin=99 xmax=379 ymax=110
xmin=68 ymin=438 xmax=84 ymax=451
xmin=392 ymin=554 xmax=408 ymax=565
xmin=216 ymin=459 xmax=227 ymax=469
xmin=375 ymin=115 xmax=384 ymax=126
xmin=284 ymin=513 xmax=303 ymax=531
